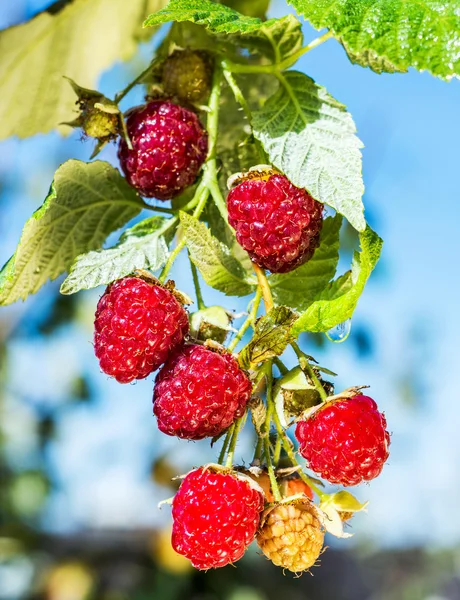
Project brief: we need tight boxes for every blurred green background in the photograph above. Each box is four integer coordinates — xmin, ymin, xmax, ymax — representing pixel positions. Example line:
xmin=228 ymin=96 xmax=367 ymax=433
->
xmin=1 ymin=1 xmax=460 ymax=599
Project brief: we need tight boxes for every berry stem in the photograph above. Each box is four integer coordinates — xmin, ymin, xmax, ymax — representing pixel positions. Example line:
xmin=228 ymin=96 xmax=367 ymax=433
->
xmin=271 ymin=408 xmax=325 ymax=499
xmin=263 ymin=361 xmax=282 ymax=501
xmin=291 ymin=341 xmax=328 ymax=402
xmin=253 ymin=436 xmax=263 ymax=462
xmin=227 ymin=286 xmax=262 ymax=352
xmin=158 ymin=182 xmax=209 ymax=282
xmin=273 ymin=357 xmax=289 ymax=376
xmin=115 ymin=62 xmax=155 ymax=104
xmin=221 ymin=68 xmax=267 ymax=162
xmin=273 ymin=436 xmax=282 ymax=465
xmin=221 ymin=31 xmax=333 ymax=75
xmin=218 ymin=424 xmax=235 ymax=465
xmin=252 ymin=263 xmax=274 ymax=312
xmin=225 ymin=414 xmax=245 ymax=468
xmin=205 ymin=66 xmax=228 ymax=223
xmin=189 ymin=256 xmax=206 ymax=310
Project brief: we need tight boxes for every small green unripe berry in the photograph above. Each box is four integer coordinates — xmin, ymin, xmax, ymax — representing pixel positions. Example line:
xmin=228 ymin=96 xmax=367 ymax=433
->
xmin=162 ymin=49 xmax=213 ymax=103
xmin=82 ymin=105 xmax=119 ymax=139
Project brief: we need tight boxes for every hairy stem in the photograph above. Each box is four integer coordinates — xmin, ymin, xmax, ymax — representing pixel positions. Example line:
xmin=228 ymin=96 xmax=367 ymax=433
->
xmin=205 ymin=66 xmax=228 ymax=222
xmin=189 ymin=256 xmax=205 ymax=310
xmin=263 ymin=361 xmax=282 ymax=501
xmin=252 ymin=263 xmax=274 ymax=312
xmin=115 ymin=62 xmax=154 ymax=103
xmin=222 ymin=68 xmax=267 ymax=162
xmin=272 ymin=408 xmax=324 ymax=499
xmin=225 ymin=415 xmax=245 ymax=468
xmin=158 ymin=183 xmax=209 ymax=282
xmin=227 ymin=286 xmax=262 ymax=352
xmin=218 ymin=424 xmax=235 ymax=465
xmin=273 ymin=356 xmax=289 ymax=376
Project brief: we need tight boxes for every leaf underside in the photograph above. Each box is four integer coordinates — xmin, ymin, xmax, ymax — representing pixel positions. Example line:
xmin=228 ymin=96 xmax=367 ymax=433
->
xmin=0 ymin=160 xmax=144 ymax=305
xmin=252 ymin=71 xmax=365 ymax=231
xmin=180 ymin=212 xmax=256 ymax=297
xmin=61 ymin=216 xmax=173 ymax=294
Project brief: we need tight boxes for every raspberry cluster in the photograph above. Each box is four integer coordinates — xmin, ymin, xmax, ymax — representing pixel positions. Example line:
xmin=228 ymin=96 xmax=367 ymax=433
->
xmin=87 ymin=52 xmax=390 ymax=576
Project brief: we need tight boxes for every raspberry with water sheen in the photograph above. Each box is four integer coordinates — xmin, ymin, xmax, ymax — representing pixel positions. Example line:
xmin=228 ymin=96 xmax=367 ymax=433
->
xmin=227 ymin=173 xmax=323 ymax=273
xmin=295 ymin=395 xmax=390 ymax=486
xmin=153 ymin=344 xmax=252 ymax=440
xmin=172 ymin=467 xmax=264 ymax=569
xmin=257 ymin=499 xmax=324 ymax=573
xmin=118 ymin=100 xmax=208 ymax=200
xmin=94 ymin=277 xmax=189 ymax=384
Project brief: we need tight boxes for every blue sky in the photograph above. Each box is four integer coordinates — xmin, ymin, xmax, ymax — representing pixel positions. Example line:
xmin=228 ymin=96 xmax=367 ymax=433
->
xmin=1 ymin=0 xmax=459 ymax=551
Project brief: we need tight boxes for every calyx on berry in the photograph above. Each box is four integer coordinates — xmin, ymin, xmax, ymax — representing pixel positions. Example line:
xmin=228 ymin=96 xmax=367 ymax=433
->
xmin=63 ymin=78 xmax=121 ymax=145
xmin=273 ymin=365 xmax=325 ymax=425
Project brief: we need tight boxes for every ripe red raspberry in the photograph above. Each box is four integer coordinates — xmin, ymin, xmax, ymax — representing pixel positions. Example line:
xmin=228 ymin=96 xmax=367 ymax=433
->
xmin=94 ymin=277 xmax=189 ymax=384
xmin=227 ymin=171 xmax=323 ymax=273
xmin=118 ymin=100 xmax=208 ymax=200
xmin=153 ymin=345 xmax=252 ymax=440
xmin=172 ymin=467 xmax=264 ymax=569
xmin=295 ymin=395 xmax=390 ymax=486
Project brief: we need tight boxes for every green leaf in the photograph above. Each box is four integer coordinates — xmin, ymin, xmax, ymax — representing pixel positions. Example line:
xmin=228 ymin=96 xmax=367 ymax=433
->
xmin=0 ymin=160 xmax=144 ymax=305
xmin=145 ymin=0 xmax=303 ymax=61
xmin=0 ymin=0 xmax=167 ymax=140
xmin=239 ymin=306 xmax=298 ymax=369
xmin=60 ymin=217 xmax=172 ymax=294
xmin=288 ymin=0 xmax=460 ymax=80
xmin=269 ymin=215 xmax=342 ymax=311
xmin=252 ymin=71 xmax=365 ymax=231
xmin=204 ymin=201 xmax=254 ymax=277
xmin=180 ymin=212 xmax=256 ymax=297
xmin=292 ymin=225 xmax=382 ymax=334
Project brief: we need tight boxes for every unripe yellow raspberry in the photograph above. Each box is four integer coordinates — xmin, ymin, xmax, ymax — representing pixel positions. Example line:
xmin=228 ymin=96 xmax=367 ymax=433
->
xmin=256 ymin=499 xmax=324 ymax=573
